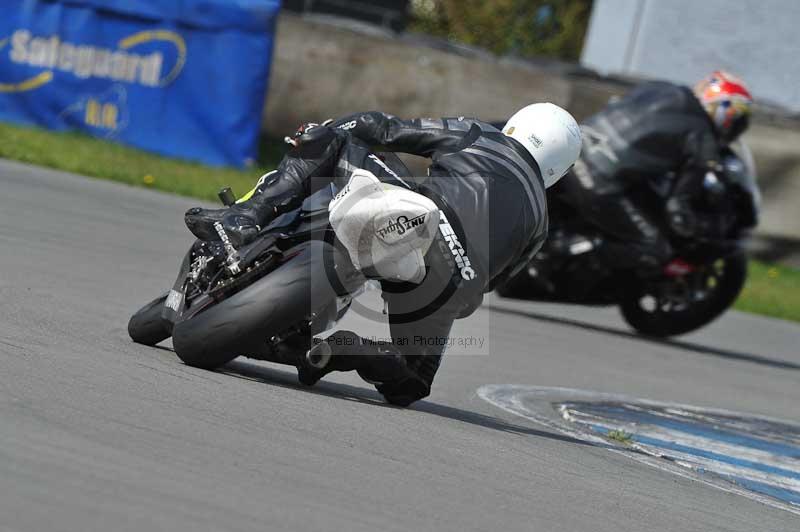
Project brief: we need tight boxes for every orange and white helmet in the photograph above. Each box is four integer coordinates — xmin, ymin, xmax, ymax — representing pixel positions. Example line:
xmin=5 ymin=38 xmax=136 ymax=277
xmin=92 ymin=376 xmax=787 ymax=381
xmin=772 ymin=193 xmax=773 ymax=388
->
xmin=694 ymin=71 xmax=753 ymax=143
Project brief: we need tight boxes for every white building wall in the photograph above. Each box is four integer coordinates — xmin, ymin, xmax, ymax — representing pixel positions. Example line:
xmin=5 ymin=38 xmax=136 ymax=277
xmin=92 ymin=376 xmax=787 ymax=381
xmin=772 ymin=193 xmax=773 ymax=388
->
xmin=581 ymin=0 xmax=800 ymax=111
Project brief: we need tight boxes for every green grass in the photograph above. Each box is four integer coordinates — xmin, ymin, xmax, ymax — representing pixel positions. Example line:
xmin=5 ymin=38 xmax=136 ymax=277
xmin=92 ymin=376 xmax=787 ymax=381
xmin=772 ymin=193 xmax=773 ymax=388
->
xmin=606 ymin=429 xmax=633 ymax=444
xmin=734 ymin=260 xmax=800 ymax=323
xmin=0 ymin=121 xmax=284 ymax=201
xmin=1 ymin=121 xmax=799 ymax=324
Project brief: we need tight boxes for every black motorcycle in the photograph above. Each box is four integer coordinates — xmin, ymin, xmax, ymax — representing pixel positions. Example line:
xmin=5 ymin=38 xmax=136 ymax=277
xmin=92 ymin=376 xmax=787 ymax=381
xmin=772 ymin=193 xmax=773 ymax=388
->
xmin=496 ymin=146 xmax=760 ymax=337
xmin=128 ymin=151 xmax=411 ymax=380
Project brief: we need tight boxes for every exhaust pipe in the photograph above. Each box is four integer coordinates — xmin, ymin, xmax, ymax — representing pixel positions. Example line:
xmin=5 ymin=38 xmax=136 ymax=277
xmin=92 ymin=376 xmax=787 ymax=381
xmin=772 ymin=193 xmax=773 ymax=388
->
xmin=305 ymin=341 xmax=332 ymax=369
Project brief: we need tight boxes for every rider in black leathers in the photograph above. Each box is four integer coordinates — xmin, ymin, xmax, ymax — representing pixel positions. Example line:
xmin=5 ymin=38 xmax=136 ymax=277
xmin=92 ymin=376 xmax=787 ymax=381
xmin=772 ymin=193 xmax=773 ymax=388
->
xmin=185 ymin=106 xmax=580 ymax=405
xmin=558 ymin=72 xmax=753 ymax=272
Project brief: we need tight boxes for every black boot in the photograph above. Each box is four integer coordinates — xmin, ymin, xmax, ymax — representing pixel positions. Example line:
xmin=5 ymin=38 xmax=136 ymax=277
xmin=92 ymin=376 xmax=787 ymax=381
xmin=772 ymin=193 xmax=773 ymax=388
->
xmin=298 ymin=331 xmax=431 ymax=407
xmin=376 ymin=376 xmax=431 ymax=407
xmin=297 ymin=331 xmax=365 ymax=386
xmin=184 ymin=193 xmax=278 ymax=247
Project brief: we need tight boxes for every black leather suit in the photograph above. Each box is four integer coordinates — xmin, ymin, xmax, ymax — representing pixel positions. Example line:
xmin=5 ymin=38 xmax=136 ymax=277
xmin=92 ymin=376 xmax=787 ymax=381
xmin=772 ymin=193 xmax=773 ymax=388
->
xmin=212 ymin=112 xmax=548 ymax=404
xmin=558 ymin=81 xmax=722 ymax=269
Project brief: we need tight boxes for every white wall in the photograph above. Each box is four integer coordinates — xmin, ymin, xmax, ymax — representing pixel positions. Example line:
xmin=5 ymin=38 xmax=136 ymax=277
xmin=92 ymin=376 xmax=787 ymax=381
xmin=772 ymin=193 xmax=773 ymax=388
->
xmin=581 ymin=0 xmax=800 ymax=111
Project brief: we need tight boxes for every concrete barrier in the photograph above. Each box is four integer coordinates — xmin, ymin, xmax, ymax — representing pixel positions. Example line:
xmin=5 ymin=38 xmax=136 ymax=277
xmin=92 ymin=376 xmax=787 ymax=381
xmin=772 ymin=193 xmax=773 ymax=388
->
xmin=264 ymin=13 xmax=800 ymax=260
xmin=263 ymin=14 xmax=571 ymax=132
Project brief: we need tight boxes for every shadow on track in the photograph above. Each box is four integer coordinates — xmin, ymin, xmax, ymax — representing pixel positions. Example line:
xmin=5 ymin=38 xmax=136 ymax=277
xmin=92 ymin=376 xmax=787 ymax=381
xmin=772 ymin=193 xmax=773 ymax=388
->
xmin=220 ymin=359 xmax=627 ymax=451
xmin=487 ymin=304 xmax=800 ymax=371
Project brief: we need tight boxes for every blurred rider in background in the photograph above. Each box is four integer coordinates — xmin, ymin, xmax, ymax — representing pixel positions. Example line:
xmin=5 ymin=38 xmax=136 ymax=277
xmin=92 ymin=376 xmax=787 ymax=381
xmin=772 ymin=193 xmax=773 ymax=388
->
xmin=185 ymin=104 xmax=581 ymax=406
xmin=557 ymin=70 xmax=754 ymax=273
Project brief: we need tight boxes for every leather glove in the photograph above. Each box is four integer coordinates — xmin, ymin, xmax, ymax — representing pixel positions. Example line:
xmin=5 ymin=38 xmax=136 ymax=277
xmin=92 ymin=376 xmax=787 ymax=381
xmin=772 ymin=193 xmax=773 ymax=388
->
xmin=282 ymin=121 xmax=351 ymax=178
xmin=666 ymin=197 xmax=697 ymax=238
xmin=284 ymin=120 xmax=336 ymax=149
xmin=694 ymin=214 xmax=728 ymax=240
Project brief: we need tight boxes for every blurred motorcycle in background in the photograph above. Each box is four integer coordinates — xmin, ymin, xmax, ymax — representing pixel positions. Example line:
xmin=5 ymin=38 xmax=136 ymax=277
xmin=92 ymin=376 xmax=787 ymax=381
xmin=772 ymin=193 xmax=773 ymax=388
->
xmin=496 ymin=142 xmax=760 ymax=337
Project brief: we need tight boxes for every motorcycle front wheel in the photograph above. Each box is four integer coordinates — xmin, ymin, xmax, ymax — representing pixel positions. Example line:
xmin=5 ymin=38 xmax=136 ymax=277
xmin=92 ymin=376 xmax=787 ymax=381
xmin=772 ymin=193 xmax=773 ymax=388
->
xmin=128 ymin=293 xmax=172 ymax=346
xmin=619 ymin=252 xmax=748 ymax=337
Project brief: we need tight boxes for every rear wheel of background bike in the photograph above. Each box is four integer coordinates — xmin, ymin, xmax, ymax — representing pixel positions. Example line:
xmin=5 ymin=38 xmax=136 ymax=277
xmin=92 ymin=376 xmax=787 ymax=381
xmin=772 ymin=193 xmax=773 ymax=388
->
xmin=619 ymin=252 xmax=748 ymax=338
xmin=128 ymin=294 xmax=172 ymax=346
xmin=495 ymin=266 xmax=542 ymax=300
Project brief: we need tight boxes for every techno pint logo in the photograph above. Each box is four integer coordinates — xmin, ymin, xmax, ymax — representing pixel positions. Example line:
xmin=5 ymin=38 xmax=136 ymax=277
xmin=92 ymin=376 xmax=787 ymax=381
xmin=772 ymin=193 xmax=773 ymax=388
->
xmin=375 ymin=214 xmax=428 ymax=240
xmin=0 ymin=28 xmax=186 ymax=93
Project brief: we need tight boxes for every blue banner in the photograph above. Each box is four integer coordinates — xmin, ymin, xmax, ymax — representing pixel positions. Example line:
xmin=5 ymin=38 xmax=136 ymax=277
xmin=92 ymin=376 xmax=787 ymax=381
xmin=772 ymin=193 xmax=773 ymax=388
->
xmin=0 ymin=0 xmax=281 ymax=167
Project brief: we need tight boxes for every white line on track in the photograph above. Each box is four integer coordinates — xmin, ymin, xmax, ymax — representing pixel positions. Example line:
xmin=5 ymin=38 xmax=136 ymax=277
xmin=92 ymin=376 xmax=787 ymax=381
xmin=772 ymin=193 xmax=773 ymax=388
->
xmin=477 ymin=385 xmax=800 ymax=516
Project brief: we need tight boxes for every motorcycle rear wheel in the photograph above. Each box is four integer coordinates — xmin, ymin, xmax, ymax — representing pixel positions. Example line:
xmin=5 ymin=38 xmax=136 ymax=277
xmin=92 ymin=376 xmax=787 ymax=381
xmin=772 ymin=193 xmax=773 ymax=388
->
xmin=619 ymin=252 xmax=748 ymax=337
xmin=171 ymin=241 xmax=342 ymax=370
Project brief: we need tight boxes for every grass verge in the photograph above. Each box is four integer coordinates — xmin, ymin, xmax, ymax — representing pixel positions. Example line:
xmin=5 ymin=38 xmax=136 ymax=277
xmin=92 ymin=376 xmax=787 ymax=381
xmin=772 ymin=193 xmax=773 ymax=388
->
xmin=734 ymin=260 xmax=800 ymax=323
xmin=606 ymin=429 xmax=634 ymax=444
xmin=1 ymin=121 xmax=799 ymax=324
xmin=0 ymin=121 xmax=284 ymax=201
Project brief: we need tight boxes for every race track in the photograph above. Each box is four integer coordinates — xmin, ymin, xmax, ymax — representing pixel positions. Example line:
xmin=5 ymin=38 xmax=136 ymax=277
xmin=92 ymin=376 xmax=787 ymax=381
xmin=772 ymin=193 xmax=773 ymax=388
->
xmin=1 ymin=159 xmax=799 ymax=532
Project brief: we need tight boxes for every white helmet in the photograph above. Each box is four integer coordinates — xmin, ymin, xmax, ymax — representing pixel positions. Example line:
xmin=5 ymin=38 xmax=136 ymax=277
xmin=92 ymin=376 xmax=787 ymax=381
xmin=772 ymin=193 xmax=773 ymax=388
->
xmin=502 ymin=103 xmax=582 ymax=188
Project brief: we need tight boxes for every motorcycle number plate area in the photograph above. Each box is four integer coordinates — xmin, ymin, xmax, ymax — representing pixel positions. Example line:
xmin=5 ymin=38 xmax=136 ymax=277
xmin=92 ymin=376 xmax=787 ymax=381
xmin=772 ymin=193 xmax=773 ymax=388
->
xmin=162 ymin=289 xmax=185 ymax=322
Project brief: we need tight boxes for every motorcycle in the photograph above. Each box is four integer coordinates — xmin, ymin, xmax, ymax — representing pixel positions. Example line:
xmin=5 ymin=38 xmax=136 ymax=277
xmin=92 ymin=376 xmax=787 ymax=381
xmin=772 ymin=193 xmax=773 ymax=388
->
xmin=495 ymin=144 xmax=760 ymax=337
xmin=128 ymin=150 xmax=411 ymax=377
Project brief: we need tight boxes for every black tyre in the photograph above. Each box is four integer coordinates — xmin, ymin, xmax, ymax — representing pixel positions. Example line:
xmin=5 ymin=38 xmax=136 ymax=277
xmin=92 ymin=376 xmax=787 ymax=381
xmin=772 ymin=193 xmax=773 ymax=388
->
xmin=128 ymin=294 xmax=172 ymax=346
xmin=619 ymin=252 xmax=748 ymax=337
xmin=495 ymin=267 xmax=540 ymax=300
xmin=172 ymin=241 xmax=342 ymax=370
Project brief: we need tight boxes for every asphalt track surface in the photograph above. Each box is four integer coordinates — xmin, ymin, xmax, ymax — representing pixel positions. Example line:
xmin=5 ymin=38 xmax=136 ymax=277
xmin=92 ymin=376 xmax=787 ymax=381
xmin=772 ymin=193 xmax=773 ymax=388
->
xmin=1 ymin=159 xmax=799 ymax=532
